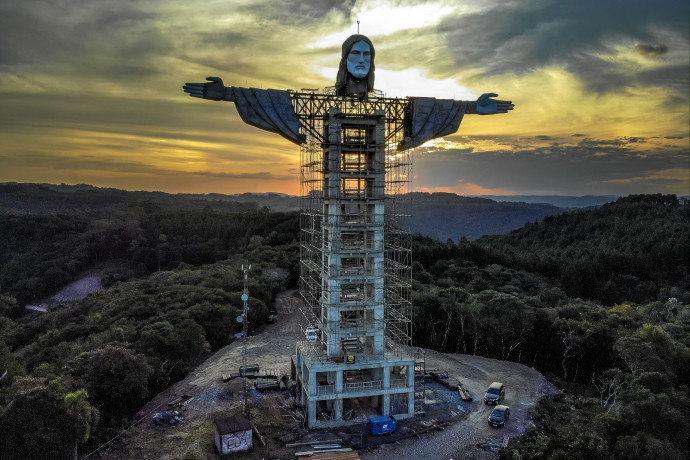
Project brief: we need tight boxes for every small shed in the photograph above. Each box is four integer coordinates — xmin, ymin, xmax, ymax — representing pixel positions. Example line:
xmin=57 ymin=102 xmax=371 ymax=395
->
xmin=214 ymin=415 xmax=252 ymax=455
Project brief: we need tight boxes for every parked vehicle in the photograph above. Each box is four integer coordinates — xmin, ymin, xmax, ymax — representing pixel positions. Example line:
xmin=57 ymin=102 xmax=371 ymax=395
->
xmin=488 ymin=405 xmax=510 ymax=427
xmin=483 ymin=381 xmax=505 ymax=404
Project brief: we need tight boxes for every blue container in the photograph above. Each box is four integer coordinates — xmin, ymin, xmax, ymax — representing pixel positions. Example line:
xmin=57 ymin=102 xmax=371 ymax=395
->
xmin=369 ymin=416 xmax=396 ymax=435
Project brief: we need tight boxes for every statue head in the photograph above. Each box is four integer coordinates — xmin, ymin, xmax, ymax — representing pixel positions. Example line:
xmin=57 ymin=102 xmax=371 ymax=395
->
xmin=336 ymin=34 xmax=375 ymax=97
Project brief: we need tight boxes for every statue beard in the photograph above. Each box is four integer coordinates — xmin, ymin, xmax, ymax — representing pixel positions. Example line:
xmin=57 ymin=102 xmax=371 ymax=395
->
xmin=339 ymin=74 xmax=369 ymax=98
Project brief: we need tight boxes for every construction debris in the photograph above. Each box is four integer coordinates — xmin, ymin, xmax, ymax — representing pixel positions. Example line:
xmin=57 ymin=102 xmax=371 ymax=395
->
xmin=295 ymin=447 xmax=353 ymax=457
xmin=152 ymin=411 xmax=184 ymax=426
xmin=254 ymin=378 xmax=280 ymax=391
xmin=239 ymin=364 xmax=260 ymax=376
xmin=476 ymin=437 xmax=508 ymax=452
xmin=222 ymin=373 xmax=241 ymax=382
xmin=298 ymin=453 xmax=360 ymax=460
xmin=166 ymin=394 xmax=193 ymax=408
xmin=457 ymin=381 xmax=473 ymax=401
xmin=223 ymin=368 xmax=289 ymax=383
xmin=285 ymin=438 xmax=344 ymax=448
xmin=426 ymin=369 xmax=472 ymax=400
xmin=252 ymin=424 xmax=266 ymax=446
xmin=353 ymin=422 xmax=449 ymax=449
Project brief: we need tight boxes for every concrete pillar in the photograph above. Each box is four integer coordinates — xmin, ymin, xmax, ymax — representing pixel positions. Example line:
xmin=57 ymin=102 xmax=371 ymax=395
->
xmin=308 ymin=369 xmax=316 ymax=396
xmin=382 ymin=394 xmax=390 ymax=416
xmin=308 ymin=400 xmax=317 ymax=427
xmin=336 ymin=370 xmax=343 ymax=393
xmin=383 ymin=365 xmax=390 ymax=389
xmin=335 ymin=398 xmax=343 ymax=421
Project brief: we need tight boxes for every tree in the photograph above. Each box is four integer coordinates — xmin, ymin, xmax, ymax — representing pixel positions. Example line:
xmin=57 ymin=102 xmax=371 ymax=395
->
xmin=438 ymin=287 xmax=470 ymax=352
xmin=63 ymin=389 xmax=99 ymax=460
xmin=0 ymin=295 xmax=22 ymax=319
xmin=0 ymin=377 xmax=73 ymax=460
xmin=472 ymin=290 xmax=534 ymax=361
xmin=614 ymin=334 xmax=664 ymax=377
xmin=591 ymin=368 xmax=626 ymax=411
xmin=79 ymin=343 xmax=153 ymax=425
xmin=556 ymin=318 xmax=585 ymax=381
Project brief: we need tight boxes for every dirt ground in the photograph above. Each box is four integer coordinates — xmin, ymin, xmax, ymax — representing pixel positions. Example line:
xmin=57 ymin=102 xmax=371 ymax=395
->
xmin=96 ymin=290 xmax=557 ymax=460
xmin=52 ymin=273 xmax=104 ymax=302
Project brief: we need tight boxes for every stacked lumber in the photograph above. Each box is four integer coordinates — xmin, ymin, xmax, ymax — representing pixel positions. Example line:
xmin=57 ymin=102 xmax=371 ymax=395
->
xmin=295 ymin=449 xmax=360 ymax=459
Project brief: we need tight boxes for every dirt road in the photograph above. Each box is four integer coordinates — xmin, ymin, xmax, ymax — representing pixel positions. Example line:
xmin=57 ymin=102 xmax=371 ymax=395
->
xmin=362 ymin=351 xmax=558 ymax=459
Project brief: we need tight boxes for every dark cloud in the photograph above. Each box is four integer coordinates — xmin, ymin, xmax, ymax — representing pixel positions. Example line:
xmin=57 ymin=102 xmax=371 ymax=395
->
xmin=438 ymin=0 xmax=689 ymax=92
xmin=636 ymin=44 xmax=669 ymax=57
xmin=0 ymin=0 xmax=163 ymax=72
xmin=238 ymin=0 xmax=355 ymax=24
xmin=577 ymin=137 xmax=647 ymax=147
xmin=414 ymin=138 xmax=688 ymax=195
xmin=0 ymin=7 xmax=69 ymax=66
xmin=633 ymin=64 xmax=690 ymax=96
xmin=565 ymin=52 xmax=690 ymax=94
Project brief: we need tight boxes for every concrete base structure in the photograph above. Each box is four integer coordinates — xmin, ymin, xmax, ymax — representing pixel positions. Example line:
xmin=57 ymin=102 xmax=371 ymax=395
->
xmin=295 ymin=344 xmax=415 ymax=427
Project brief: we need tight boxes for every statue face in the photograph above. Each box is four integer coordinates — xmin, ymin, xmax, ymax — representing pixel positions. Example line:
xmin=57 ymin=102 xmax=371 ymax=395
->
xmin=346 ymin=40 xmax=371 ymax=79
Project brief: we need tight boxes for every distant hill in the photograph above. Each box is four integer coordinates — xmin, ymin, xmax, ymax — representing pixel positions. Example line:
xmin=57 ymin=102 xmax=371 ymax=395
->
xmin=0 ymin=182 xmax=259 ymax=215
xmin=477 ymin=195 xmax=618 ymax=208
xmin=181 ymin=191 xmax=300 ymax=212
xmin=183 ymin=191 xmax=570 ymax=240
xmin=402 ymin=192 xmax=563 ymax=241
xmin=4 ymin=184 xmax=613 ymax=241
xmin=477 ymin=194 xmax=690 ymax=304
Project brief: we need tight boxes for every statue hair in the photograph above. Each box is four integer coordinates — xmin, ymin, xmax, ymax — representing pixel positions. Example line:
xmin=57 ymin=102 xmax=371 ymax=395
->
xmin=335 ymin=34 xmax=375 ymax=96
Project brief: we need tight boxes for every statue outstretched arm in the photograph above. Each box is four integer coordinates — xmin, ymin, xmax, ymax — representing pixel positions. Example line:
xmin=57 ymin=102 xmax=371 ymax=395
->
xmin=401 ymin=92 xmax=514 ymax=149
xmin=182 ymin=76 xmax=304 ymax=145
xmin=183 ymin=77 xmax=236 ymax=102
xmin=475 ymin=93 xmax=514 ymax=115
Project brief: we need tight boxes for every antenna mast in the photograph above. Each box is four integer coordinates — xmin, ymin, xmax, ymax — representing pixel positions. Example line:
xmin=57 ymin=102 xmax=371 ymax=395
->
xmin=357 ymin=20 xmax=360 ymax=34
xmin=241 ymin=261 xmax=251 ymax=418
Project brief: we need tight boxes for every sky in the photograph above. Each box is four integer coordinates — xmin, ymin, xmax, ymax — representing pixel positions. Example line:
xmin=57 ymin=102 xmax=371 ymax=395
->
xmin=1 ymin=0 xmax=688 ymax=197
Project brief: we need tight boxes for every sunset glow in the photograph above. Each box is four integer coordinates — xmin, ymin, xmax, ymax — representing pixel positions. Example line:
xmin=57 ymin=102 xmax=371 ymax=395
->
xmin=1 ymin=0 xmax=687 ymax=196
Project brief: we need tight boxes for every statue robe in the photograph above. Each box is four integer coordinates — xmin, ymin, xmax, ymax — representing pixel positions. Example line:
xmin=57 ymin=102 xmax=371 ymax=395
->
xmin=227 ymin=87 xmax=305 ymax=145
xmin=227 ymin=87 xmax=475 ymax=149
xmin=401 ymin=97 xmax=476 ymax=150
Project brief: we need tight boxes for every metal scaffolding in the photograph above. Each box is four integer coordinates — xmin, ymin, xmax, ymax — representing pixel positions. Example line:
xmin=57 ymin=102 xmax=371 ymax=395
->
xmin=293 ymin=88 xmax=418 ymax=428
xmin=297 ymin=89 xmax=412 ymax=362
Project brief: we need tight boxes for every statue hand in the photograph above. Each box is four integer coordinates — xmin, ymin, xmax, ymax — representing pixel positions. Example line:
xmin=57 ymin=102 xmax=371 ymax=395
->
xmin=183 ymin=77 xmax=226 ymax=101
xmin=476 ymin=93 xmax=514 ymax=115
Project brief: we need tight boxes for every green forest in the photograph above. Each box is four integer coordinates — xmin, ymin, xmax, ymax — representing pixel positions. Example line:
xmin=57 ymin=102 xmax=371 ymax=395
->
xmin=0 ymin=184 xmax=688 ymax=459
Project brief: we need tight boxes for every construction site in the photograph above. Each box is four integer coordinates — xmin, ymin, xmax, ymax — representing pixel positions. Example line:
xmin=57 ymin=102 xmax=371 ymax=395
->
xmin=103 ymin=287 xmax=555 ymax=460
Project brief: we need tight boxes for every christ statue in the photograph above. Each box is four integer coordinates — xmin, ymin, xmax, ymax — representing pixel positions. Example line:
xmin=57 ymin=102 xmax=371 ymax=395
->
xmin=183 ymin=34 xmax=514 ymax=149
xmin=183 ymin=35 xmax=514 ymax=428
